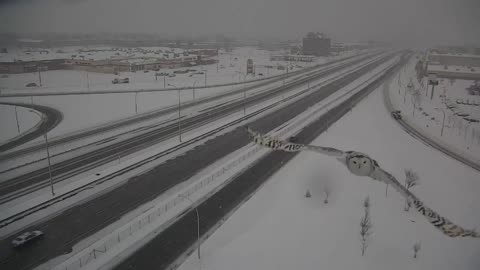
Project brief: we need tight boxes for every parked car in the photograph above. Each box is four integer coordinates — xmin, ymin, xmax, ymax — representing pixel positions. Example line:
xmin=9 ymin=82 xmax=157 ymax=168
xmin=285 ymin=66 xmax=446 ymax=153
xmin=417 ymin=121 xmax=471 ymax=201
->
xmin=112 ymin=78 xmax=129 ymax=84
xmin=173 ymin=70 xmax=189 ymax=74
xmin=26 ymin=82 xmax=38 ymax=87
xmin=391 ymin=110 xmax=402 ymax=120
xmin=258 ymin=73 xmax=264 ymax=76
xmin=168 ymin=74 xmax=176 ymax=77
xmin=12 ymin=231 xmax=44 ymax=248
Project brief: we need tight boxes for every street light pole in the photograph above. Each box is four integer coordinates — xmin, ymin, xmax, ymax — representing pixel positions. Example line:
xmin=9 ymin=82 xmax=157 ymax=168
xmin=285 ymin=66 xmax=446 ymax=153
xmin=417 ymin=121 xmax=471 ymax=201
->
xmin=168 ymin=84 xmax=182 ymax=142
xmin=192 ymin=81 xmax=197 ymax=100
xmin=14 ymin=106 xmax=20 ymax=134
xmin=135 ymin=92 xmax=138 ymax=114
xmin=236 ymin=71 xmax=247 ymax=115
xmin=37 ymin=67 xmax=42 ymax=86
xmin=435 ymin=108 xmax=446 ymax=136
xmin=179 ymin=194 xmax=200 ymax=260
xmin=30 ymin=110 xmax=55 ymax=196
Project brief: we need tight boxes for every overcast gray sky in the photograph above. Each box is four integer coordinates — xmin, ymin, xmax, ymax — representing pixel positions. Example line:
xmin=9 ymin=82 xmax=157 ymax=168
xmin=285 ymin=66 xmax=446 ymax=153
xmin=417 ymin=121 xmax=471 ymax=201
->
xmin=1 ymin=0 xmax=479 ymax=47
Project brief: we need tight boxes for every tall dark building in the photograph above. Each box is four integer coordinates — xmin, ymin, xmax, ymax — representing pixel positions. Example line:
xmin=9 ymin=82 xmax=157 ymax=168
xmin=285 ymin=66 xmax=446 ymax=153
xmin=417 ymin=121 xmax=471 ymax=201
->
xmin=302 ymin=32 xmax=331 ymax=56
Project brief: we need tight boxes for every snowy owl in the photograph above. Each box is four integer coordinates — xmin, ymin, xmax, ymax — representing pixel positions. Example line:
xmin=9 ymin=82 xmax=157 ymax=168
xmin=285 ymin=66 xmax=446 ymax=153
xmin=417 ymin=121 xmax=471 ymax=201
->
xmin=246 ymin=127 xmax=478 ymax=238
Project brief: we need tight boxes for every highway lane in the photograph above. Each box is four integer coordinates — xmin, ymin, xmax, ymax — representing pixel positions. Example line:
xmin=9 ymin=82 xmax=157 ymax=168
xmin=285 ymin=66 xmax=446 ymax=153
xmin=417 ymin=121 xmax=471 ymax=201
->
xmin=0 ymin=53 xmax=396 ymax=270
xmin=114 ymin=53 xmax=408 ymax=270
xmin=0 ymin=53 xmax=360 ymax=161
xmin=0 ymin=103 xmax=63 ymax=152
xmin=0 ymin=53 xmax=381 ymax=202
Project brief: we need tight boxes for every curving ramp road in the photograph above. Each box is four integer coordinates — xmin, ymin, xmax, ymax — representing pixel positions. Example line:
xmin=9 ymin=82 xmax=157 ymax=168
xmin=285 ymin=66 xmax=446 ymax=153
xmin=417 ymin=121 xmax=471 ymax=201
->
xmin=0 ymin=102 xmax=63 ymax=153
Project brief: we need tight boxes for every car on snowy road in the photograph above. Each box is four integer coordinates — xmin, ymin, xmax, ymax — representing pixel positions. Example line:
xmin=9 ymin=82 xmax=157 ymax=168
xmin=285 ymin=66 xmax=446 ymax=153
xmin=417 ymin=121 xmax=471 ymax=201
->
xmin=391 ymin=110 xmax=402 ymax=120
xmin=12 ymin=231 xmax=44 ymax=248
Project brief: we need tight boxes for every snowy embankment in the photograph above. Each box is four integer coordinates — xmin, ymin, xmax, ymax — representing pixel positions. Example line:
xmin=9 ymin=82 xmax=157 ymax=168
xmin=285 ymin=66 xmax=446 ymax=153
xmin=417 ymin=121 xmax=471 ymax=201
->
xmin=0 ymin=104 xmax=40 ymax=143
xmin=39 ymin=54 xmax=396 ymax=270
xmin=178 ymin=69 xmax=480 ymax=270
xmin=388 ymin=57 xmax=480 ymax=164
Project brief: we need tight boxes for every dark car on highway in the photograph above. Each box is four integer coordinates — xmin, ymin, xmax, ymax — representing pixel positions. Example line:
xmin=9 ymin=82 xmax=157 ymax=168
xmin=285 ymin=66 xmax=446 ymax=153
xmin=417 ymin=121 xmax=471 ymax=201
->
xmin=391 ymin=110 xmax=402 ymax=120
xmin=11 ymin=231 xmax=44 ymax=248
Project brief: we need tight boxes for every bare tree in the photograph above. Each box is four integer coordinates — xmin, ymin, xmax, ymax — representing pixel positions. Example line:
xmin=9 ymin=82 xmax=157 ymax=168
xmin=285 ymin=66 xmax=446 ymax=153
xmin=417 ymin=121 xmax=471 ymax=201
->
xmin=360 ymin=196 xmax=372 ymax=256
xmin=413 ymin=241 xmax=421 ymax=258
xmin=363 ymin=195 xmax=370 ymax=210
xmin=404 ymin=169 xmax=419 ymax=211
xmin=323 ymin=183 xmax=330 ymax=204
xmin=305 ymin=189 xmax=311 ymax=198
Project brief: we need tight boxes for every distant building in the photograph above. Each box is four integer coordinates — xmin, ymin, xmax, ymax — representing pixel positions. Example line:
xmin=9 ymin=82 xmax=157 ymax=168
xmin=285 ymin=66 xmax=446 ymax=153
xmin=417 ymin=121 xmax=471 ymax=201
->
xmin=302 ymin=32 xmax=330 ymax=56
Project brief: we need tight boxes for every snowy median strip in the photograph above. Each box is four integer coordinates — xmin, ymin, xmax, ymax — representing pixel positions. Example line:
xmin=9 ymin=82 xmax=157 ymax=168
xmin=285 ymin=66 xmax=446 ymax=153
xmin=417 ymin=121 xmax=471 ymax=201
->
xmin=49 ymin=55 xmax=397 ymax=270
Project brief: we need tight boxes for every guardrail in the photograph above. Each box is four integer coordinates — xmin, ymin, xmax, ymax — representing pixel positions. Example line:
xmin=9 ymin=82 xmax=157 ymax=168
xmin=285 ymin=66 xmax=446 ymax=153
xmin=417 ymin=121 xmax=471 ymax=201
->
xmin=52 ymin=53 xmax=399 ymax=270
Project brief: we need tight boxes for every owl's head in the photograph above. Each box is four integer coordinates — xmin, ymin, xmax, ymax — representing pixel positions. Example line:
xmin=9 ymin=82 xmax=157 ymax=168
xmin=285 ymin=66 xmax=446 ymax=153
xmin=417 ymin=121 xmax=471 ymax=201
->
xmin=345 ymin=152 xmax=375 ymax=176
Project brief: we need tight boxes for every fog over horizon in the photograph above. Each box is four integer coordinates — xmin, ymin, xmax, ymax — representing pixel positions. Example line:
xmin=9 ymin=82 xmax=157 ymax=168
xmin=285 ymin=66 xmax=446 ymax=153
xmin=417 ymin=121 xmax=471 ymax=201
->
xmin=1 ymin=0 xmax=479 ymax=47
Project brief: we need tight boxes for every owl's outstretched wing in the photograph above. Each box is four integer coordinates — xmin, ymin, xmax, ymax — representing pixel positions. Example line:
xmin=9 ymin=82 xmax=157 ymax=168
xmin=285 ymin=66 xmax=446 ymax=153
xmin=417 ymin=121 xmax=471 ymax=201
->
xmin=371 ymin=167 xmax=479 ymax=238
xmin=246 ymin=127 xmax=345 ymax=157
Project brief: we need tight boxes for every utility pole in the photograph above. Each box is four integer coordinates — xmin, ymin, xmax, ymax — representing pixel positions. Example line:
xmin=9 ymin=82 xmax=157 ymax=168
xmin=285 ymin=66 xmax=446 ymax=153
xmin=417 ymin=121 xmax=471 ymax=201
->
xmin=204 ymin=71 xmax=207 ymax=87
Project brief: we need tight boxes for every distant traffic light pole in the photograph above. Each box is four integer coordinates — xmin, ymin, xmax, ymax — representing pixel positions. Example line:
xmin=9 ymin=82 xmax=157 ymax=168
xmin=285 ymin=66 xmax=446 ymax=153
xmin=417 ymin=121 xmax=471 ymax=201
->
xmin=29 ymin=109 xmax=55 ymax=196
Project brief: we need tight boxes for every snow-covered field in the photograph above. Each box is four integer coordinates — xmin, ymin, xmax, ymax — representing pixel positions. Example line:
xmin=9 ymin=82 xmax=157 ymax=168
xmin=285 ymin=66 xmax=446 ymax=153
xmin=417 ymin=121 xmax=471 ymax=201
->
xmin=389 ymin=57 xmax=480 ymax=162
xmin=0 ymin=104 xmax=40 ymax=142
xmin=179 ymin=77 xmax=480 ymax=270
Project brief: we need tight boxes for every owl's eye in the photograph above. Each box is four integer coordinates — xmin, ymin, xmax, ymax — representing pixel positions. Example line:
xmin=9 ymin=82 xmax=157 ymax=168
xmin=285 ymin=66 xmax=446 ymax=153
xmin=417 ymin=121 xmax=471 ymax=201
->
xmin=363 ymin=161 xmax=367 ymax=164
xmin=353 ymin=161 xmax=357 ymax=164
